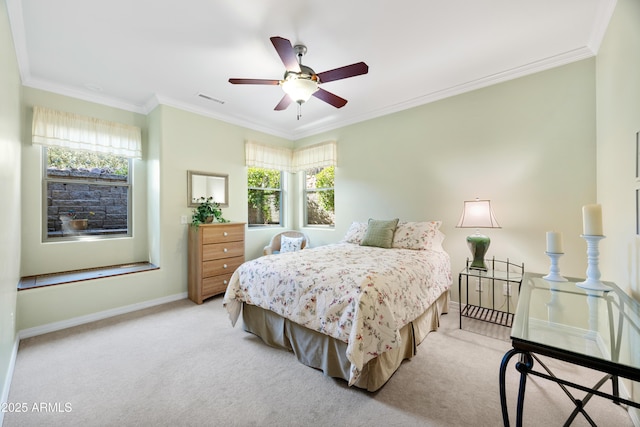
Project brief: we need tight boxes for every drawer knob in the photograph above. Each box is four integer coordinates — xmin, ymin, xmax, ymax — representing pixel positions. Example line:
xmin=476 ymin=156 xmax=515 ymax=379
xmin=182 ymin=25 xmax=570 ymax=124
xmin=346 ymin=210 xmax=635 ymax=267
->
xmin=223 ymin=280 xmax=228 ymax=285
xmin=223 ymin=232 xmax=228 ymax=236
xmin=223 ymin=264 xmax=228 ymax=269
xmin=223 ymin=248 xmax=228 ymax=253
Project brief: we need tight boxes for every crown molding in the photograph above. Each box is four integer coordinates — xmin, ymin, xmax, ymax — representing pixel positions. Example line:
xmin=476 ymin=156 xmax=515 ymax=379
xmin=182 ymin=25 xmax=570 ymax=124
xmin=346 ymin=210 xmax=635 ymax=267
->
xmin=21 ymin=77 xmax=148 ymax=114
xmin=587 ymin=0 xmax=617 ymax=53
xmin=7 ymin=0 xmax=610 ymax=141
xmin=16 ymin=45 xmax=596 ymax=142
xmin=149 ymin=94 xmax=294 ymax=140
xmin=290 ymin=46 xmax=596 ymax=140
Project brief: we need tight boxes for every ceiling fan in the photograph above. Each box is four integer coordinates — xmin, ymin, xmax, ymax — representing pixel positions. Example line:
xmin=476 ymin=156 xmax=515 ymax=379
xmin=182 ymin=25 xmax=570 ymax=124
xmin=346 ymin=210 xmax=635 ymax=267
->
xmin=229 ymin=36 xmax=369 ymax=119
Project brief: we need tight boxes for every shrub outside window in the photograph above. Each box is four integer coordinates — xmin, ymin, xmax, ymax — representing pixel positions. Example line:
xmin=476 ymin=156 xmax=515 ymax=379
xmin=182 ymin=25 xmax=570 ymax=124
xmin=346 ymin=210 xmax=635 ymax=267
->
xmin=248 ymin=167 xmax=282 ymax=227
xmin=44 ymin=146 xmax=131 ymax=240
xmin=304 ymin=166 xmax=334 ymax=227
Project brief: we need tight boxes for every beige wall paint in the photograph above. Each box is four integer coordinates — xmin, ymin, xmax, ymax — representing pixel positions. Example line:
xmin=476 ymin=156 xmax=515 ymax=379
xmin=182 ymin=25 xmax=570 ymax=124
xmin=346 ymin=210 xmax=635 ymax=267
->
xmin=596 ymin=0 xmax=640 ymax=416
xmin=298 ymin=59 xmax=596 ymax=303
xmin=0 ymin=0 xmax=22 ymax=407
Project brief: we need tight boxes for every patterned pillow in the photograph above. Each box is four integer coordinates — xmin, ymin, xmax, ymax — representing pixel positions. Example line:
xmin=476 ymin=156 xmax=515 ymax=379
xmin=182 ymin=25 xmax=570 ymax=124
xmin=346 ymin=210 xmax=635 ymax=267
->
xmin=360 ymin=218 xmax=400 ymax=249
xmin=340 ymin=221 xmax=368 ymax=244
xmin=280 ymin=235 xmax=303 ymax=253
xmin=392 ymin=221 xmax=444 ymax=251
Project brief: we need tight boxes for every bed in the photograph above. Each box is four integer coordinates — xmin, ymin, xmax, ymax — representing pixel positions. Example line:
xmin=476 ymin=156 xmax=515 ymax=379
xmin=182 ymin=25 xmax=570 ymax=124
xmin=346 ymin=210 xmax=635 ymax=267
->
xmin=223 ymin=219 xmax=452 ymax=391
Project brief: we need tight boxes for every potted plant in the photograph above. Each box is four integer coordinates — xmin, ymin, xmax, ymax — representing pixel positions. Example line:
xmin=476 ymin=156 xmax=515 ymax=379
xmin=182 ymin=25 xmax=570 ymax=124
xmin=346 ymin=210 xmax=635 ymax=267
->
xmin=191 ymin=196 xmax=229 ymax=227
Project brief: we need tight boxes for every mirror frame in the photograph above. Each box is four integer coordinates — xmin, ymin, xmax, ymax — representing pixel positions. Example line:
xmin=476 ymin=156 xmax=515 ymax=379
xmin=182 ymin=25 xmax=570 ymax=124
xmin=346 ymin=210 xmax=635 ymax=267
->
xmin=187 ymin=170 xmax=229 ymax=208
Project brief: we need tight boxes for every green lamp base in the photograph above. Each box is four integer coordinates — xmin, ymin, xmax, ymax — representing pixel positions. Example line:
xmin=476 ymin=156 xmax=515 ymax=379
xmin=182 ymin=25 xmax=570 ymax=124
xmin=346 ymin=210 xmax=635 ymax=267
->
xmin=467 ymin=234 xmax=490 ymax=271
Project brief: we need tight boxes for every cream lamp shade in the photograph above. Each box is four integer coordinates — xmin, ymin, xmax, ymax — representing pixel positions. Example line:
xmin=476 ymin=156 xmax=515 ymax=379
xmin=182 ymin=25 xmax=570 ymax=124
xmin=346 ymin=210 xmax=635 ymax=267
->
xmin=456 ymin=199 xmax=501 ymax=270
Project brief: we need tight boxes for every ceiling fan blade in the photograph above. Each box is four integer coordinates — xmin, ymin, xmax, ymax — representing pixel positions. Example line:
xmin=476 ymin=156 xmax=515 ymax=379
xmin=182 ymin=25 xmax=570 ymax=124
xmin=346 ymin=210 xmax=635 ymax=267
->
xmin=228 ymin=78 xmax=280 ymax=85
xmin=313 ymin=88 xmax=348 ymax=108
xmin=270 ymin=36 xmax=301 ymax=73
xmin=316 ymin=62 xmax=369 ymax=84
xmin=274 ymin=94 xmax=293 ymax=111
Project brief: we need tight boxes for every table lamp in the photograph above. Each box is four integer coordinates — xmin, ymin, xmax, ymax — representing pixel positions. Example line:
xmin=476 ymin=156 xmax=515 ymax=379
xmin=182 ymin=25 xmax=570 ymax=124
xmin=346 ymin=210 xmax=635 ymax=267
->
xmin=456 ymin=198 xmax=501 ymax=271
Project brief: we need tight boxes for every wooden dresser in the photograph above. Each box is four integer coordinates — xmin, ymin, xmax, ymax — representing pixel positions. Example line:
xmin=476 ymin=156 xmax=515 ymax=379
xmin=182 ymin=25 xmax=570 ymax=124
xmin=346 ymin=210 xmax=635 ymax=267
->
xmin=188 ymin=222 xmax=245 ymax=304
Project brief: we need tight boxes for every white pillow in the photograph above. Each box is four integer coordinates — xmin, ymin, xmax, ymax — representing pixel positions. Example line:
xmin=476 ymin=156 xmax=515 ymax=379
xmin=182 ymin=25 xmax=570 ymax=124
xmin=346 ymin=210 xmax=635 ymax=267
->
xmin=340 ymin=221 xmax=368 ymax=244
xmin=391 ymin=221 xmax=445 ymax=251
xmin=280 ymin=235 xmax=303 ymax=253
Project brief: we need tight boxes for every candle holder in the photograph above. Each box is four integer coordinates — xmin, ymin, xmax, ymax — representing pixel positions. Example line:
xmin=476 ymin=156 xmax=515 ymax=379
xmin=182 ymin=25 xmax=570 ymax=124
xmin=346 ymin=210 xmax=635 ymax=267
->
xmin=576 ymin=235 xmax=612 ymax=291
xmin=543 ymin=252 xmax=568 ymax=282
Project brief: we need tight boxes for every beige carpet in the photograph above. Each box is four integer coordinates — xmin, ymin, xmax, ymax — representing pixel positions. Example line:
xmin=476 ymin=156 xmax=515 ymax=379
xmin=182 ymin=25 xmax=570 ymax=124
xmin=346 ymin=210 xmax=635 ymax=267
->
xmin=4 ymin=296 xmax=634 ymax=427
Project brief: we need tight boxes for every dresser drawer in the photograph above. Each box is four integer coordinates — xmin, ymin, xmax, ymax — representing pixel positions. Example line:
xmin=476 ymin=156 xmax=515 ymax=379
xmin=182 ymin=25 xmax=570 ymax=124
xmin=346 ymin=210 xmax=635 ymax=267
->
xmin=202 ymin=241 xmax=244 ymax=260
xmin=202 ymin=256 xmax=244 ymax=278
xmin=202 ymin=224 xmax=244 ymax=244
xmin=202 ymin=273 xmax=234 ymax=299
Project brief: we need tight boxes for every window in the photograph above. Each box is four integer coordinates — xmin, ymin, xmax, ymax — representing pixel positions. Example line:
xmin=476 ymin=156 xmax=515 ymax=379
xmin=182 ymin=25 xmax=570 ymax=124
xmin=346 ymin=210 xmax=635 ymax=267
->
xmin=304 ymin=165 xmax=335 ymax=226
xmin=44 ymin=146 xmax=131 ymax=239
xmin=247 ymin=167 xmax=282 ymax=226
xmin=244 ymin=140 xmax=336 ymax=228
xmin=32 ymin=106 xmax=142 ymax=241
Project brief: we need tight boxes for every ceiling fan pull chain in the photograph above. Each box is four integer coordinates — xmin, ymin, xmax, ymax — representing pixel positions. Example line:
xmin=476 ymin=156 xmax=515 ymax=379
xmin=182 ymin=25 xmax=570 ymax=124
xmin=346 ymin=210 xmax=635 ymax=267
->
xmin=297 ymin=103 xmax=302 ymax=120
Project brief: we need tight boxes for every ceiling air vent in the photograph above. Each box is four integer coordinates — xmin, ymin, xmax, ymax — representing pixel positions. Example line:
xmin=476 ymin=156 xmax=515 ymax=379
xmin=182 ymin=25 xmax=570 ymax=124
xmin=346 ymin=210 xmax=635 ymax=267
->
xmin=197 ymin=93 xmax=225 ymax=104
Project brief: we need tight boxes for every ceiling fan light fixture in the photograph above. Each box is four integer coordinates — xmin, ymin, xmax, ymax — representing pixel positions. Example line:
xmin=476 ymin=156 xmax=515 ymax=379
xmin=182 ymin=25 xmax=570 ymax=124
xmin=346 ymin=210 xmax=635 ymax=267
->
xmin=281 ymin=76 xmax=318 ymax=103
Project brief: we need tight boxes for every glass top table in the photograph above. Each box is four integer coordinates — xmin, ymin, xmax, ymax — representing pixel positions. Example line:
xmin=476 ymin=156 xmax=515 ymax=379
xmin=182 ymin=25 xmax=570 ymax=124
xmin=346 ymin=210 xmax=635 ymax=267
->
xmin=499 ymin=272 xmax=640 ymax=426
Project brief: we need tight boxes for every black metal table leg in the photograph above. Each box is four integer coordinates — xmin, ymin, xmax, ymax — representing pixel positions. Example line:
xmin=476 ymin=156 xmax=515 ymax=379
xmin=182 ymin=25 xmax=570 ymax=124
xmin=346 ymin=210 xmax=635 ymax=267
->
xmin=500 ymin=348 xmax=534 ymax=427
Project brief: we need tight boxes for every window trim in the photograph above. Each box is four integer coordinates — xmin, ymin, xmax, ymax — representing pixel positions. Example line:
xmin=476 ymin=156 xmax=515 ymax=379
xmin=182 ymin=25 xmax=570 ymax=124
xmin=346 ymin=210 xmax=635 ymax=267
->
xmin=42 ymin=146 xmax=133 ymax=242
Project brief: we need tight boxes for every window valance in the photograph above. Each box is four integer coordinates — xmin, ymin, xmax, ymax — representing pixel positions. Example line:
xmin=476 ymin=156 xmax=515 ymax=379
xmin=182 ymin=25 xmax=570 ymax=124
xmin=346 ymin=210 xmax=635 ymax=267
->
xmin=292 ymin=141 xmax=337 ymax=171
xmin=245 ymin=141 xmax=293 ymax=172
xmin=245 ymin=140 xmax=336 ymax=172
xmin=32 ymin=106 xmax=142 ymax=159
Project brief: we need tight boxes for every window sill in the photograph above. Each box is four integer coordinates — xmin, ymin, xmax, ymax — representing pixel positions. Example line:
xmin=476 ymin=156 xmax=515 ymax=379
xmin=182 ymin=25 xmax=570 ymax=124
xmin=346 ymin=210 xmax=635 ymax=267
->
xmin=18 ymin=262 xmax=158 ymax=291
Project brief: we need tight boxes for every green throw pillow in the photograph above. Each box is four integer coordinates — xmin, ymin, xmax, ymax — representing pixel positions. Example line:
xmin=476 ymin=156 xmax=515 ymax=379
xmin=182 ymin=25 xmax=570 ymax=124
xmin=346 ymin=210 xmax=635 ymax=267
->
xmin=360 ymin=218 xmax=400 ymax=248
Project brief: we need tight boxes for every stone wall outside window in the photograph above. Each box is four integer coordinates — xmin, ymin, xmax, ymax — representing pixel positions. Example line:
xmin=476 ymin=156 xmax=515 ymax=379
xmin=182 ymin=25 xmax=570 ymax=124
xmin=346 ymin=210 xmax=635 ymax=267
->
xmin=47 ymin=169 xmax=128 ymax=234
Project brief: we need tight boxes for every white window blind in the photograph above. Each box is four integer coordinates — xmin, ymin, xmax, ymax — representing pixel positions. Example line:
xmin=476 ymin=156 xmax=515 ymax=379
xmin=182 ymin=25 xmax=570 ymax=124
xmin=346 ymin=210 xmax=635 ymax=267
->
xmin=32 ymin=106 xmax=142 ymax=159
xmin=245 ymin=141 xmax=293 ymax=172
xmin=292 ymin=141 xmax=337 ymax=171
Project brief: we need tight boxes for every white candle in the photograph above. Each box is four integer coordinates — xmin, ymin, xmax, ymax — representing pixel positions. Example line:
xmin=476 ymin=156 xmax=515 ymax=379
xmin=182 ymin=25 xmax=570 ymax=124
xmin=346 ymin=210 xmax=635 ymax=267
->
xmin=582 ymin=204 xmax=603 ymax=236
xmin=546 ymin=231 xmax=563 ymax=253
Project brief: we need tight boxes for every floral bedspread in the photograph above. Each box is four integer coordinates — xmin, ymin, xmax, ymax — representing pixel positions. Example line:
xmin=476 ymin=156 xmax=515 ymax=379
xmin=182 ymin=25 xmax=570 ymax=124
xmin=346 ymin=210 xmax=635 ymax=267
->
xmin=223 ymin=243 xmax=452 ymax=385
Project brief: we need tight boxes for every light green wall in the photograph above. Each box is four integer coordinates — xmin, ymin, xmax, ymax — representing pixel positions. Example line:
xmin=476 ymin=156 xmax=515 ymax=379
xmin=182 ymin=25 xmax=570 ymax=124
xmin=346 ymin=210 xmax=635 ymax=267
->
xmin=4 ymin=1 xmax=637 ymax=417
xmin=16 ymin=101 xmax=292 ymax=331
xmin=0 ymin=0 xmax=22 ymax=411
xmin=596 ymin=0 xmax=640 ymax=416
xmin=152 ymin=104 xmax=292 ymax=284
xmin=298 ymin=59 xmax=596 ymax=303
xmin=16 ymin=57 xmax=597 ymax=329
xmin=597 ymin=0 xmax=640 ymax=297
xmin=20 ymin=88 xmax=149 ymax=275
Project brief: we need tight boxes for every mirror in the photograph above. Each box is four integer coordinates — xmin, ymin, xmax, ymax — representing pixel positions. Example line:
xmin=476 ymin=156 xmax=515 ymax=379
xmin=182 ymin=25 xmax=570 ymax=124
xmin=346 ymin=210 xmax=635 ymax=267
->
xmin=187 ymin=171 xmax=229 ymax=208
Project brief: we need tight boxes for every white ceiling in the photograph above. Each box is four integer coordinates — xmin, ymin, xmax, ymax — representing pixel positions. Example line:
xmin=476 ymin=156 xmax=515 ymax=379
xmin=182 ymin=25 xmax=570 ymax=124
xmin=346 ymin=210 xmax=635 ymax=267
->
xmin=7 ymin=0 xmax=615 ymax=140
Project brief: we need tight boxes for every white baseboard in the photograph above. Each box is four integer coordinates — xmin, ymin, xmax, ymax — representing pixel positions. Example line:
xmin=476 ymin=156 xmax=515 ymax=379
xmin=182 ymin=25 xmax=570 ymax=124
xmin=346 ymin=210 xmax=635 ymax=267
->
xmin=18 ymin=292 xmax=188 ymax=339
xmin=0 ymin=335 xmax=20 ymax=427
